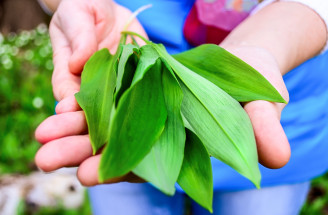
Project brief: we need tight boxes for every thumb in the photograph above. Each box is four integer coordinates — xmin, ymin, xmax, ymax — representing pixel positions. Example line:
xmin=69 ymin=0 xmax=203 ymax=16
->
xmin=56 ymin=0 xmax=98 ymax=75
xmin=244 ymin=100 xmax=291 ymax=169
xmin=68 ymin=26 xmax=98 ymax=75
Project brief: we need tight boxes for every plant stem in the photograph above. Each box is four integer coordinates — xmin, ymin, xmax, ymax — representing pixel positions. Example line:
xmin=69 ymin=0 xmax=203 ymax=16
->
xmin=123 ymin=4 xmax=152 ymax=31
xmin=121 ymin=31 xmax=150 ymax=45
xmin=130 ymin=35 xmax=140 ymax=48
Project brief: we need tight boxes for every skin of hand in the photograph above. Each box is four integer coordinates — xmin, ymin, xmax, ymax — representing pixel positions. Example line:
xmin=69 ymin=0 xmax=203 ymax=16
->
xmin=36 ymin=0 xmax=148 ymax=185
xmin=35 ymin=1 xmax=327 ymax=186
xmin=50 ymin=0 xmax=147 ymax=111
xmin=220 ymin=1 xmax=326 ymax=168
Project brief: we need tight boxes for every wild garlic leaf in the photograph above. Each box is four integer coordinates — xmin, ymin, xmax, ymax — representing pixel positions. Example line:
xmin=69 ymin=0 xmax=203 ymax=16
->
xmin=173 ymin=44 xmax=286 ymax=103
xmin=178 ymin=80 xmax=261 ymax=188
xmin=99 ymin=59 xmax=167 ymax=181
xmin=153 ymin=43 xmax=261 ymax=188
xmin=131 ymin=45 xmax=160 ymax=86
xmin=115 ymin=44 xmax=139 ymax=105
xmin=115 ymin=45 xmax=160 ymax=105
xmin=75 ymin=48 xmax=116 ymax=154
xmin=133 ymin=65 xmax=185 ymax=196
xmin=177 ymin=129 xmax=213 ymax=213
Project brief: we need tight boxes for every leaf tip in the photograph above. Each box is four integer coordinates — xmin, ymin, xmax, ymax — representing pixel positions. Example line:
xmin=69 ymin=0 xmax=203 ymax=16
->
xmin=276 ymin=93 xmax=288 ymax=104
xmin=92 ymin=147 xmax=97 ymax=156
xmin=98 ymin=172 xmax=105 ymax=184
xmin=282 ymin=98 xmax=288 ymax=104
xmin=252 ymin=176 xmax=261 ymax=190
xmin=161 ymin=186 xmax=176 ymax=196
xmin=205 ymin=203 xmax=213 ymax=214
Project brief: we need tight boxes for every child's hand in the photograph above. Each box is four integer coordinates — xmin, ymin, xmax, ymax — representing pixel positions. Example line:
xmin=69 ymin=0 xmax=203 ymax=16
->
xmin=217 ymin=1 xmax=326 ymax=169
xmin=50 ymin=0 xmax=147 ymax=112
xmin=35 ymin=0 xmax=148 ymax=186
xmin=35 ymin=111 xmax=144 ymax=186
xmin=223 ymin=46 xmax=291 ymax=169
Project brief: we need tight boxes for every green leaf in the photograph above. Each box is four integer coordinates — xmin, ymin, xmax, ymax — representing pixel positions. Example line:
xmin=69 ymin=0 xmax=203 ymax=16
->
xmin=153 ymin=43 xmax=261 ymax=188
xmin=115 ymin=44 xmax=160 ymax=106
xmin=99 ymin=59 xmax=167 ymax=181
xmin=173 ymin=44 xmax=286 ymax=103
xmin=75 ymin=49 xmax=116 ymax=154
xmin=131 ymin=45 xmax=160 ymax=86
xmin=177 ymin=129 xmax=213 ymax=213
xmin=178 ymin=80 xmax=260 ymax=187
xmin=114 ymin=44 xmax=138 ymax=105
xmin=133 ymin=65 xmax=185 ymax=195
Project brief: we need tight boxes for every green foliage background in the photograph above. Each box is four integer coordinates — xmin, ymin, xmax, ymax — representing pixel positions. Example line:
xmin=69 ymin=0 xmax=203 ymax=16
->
xmin=0 ymin=26 xmax=327 ymax=215
xmin=0 ymin=25 xmax=91 ymax=215
xmin=0 ymin=24 xmax=55 ymax=174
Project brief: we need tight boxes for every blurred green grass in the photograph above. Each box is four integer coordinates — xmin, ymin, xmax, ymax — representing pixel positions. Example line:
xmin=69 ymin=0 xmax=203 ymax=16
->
xmin=301 ymin=174 xmax=328 ymax=215
xmin=0 ymin=24 xmax=55 ymax=174
xmin=0 ymin=25 xmax=327 ymax=215
xmin=0 ymin=25 xmax=92 ymax=215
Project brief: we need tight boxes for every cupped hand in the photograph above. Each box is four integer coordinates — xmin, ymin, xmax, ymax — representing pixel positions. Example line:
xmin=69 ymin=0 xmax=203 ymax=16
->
xmin=35 ymin=111 xmax=143 ymax=186
xmin=222 ymin=45 xmax=291 ymax=169
xmin=50 ymin=0 xmax=147 ymax=109
xmin=35 ymin=0 xmax=147 ymax=186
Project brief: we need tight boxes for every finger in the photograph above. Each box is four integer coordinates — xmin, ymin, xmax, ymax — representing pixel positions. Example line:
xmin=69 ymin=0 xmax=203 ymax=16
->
xmin=244 ymin=101 xmax=291 ymax=169
xmin=51 ymin=65 xmax=81 ymax=101
xmin=35 ymin=111 xmax=88 ymax=144
xmin=55 ymin=0 xmax=98 ymax=75
xmin=50 ymin=19 xmax=81 ymax=101
xmin=77 ymin=155 xmax=144 ymax=186
xmin=68 ymin=29 xmax=97 ymax=75
xmin=35 ymin=135 xmax=92 ymax=172
xmin=55 ymin=94 xmax=81 ymax=114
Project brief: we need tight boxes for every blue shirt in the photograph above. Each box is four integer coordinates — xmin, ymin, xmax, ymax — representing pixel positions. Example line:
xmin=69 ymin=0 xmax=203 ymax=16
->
xmin=116 ymin=0 xmax=328 ymax=190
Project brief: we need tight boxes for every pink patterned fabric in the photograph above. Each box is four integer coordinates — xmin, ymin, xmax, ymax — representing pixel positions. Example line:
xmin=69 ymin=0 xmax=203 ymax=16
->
xmin=184 ymin=0 xmax=259 ymax=46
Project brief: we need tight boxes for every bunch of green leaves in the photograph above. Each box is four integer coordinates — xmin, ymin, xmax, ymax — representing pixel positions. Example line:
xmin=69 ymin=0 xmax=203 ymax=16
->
xmin=75 ymin=31 xmax=286 ymax=212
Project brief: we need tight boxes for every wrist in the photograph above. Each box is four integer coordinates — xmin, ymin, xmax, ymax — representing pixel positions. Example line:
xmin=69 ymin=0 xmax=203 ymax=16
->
xmin=220 ymin=2 xmax=326 ymax=76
